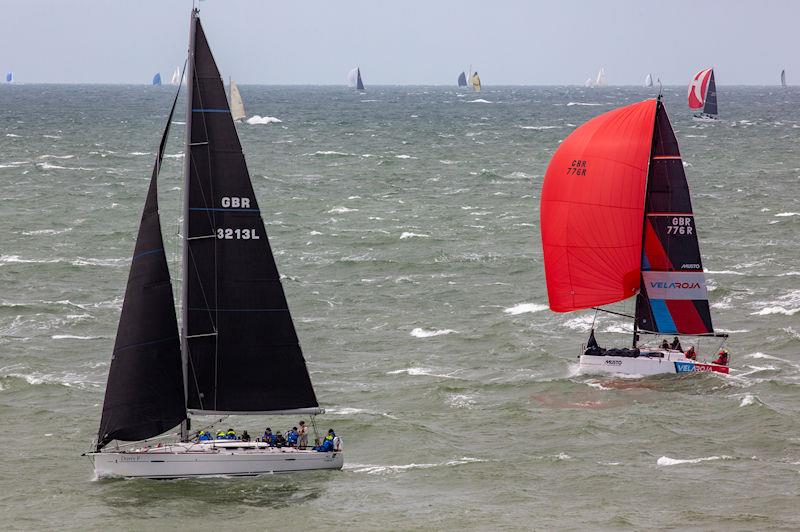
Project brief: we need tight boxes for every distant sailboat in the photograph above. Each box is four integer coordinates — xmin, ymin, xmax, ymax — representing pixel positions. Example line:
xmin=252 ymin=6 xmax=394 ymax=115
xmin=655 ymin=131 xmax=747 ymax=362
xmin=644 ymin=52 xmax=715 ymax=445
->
xmin=347 ymin=67 xmax=365 ymax=91
xmin=87 ymin=7 xmax=343 ymax=479
xmin=584 ymin=78 xmax=593 ymax=88
xmin=781 ymin=69 xmax=787 ymax=87
xmin=229 ymin=78 xmax=246 ymax=122
xmin=152 ymin=73 xmax=162 ymax=86
xmin=470 ymin=70 xmax=481 ymax=92
xmin=688 ymin=67 xmax=718 ymax=120
xmin=595 ymin=68 xmax=607 ymax=87
xmin=171 ymin=67 xmax=181 ymax=85
xmin=458 ymin=71 xmax=467 ymax=87
xmin=645 ymin=73 xmax=653 ymax=87
xmin=5 ymin=72 xmax=12 ymax=83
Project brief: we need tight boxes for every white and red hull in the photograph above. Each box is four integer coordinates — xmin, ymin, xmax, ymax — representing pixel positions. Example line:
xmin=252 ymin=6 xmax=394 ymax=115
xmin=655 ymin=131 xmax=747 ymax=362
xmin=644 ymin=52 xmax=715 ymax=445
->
xmin=579 ymin=349 xmax=729 ymax=376
xmin=89 ymin=441 xmax=343 ymax=479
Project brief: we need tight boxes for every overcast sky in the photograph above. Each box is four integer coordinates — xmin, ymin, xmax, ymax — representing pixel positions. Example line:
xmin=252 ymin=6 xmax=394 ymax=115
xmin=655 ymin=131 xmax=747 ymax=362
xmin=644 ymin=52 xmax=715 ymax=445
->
xmin=1 ymin=0 xmax=797 ymax=85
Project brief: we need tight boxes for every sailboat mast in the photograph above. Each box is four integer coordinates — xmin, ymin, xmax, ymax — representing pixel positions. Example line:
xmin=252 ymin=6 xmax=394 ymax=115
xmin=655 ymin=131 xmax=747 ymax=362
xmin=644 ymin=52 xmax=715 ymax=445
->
xmin=180 ymin=7 xmax=198 ymax=441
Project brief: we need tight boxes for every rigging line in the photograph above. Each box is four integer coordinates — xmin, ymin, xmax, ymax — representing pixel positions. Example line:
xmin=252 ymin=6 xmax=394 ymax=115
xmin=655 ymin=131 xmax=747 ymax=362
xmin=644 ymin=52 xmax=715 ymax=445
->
xmin=591 ymin=307 xmax=635 ymax=319
xmin=186 ymin=341 xmax=205 ymax=411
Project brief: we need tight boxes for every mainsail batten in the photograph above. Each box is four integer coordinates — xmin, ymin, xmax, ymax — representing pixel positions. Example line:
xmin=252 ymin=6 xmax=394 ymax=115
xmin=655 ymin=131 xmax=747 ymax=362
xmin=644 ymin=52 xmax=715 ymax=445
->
xmin=183 ymin=16 xmax=319 ymax=414
xmin=96 ymin=75 xmax=186 ymax=450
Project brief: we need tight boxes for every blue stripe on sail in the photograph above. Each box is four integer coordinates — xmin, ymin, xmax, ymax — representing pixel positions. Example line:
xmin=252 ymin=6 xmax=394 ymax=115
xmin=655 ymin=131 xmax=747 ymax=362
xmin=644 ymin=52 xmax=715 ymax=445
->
xmin=641 ymin=252 xmax=651 ymax=271
xmin=189 ymin=207 xmax=261 ymax=213
xmin=132 ymin=247 xmax=163 ymax=260
xmin=188 ymin=308 xmax=287 ymax=312
xmin=649 ymin=299 xmax=677 ymax=333
xmin=192 ymin=108 xmax=230 ymax=113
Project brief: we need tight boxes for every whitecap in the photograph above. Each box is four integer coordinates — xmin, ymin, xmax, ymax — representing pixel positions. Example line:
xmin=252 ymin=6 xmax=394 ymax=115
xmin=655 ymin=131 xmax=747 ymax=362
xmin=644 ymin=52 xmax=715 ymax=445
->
xmin=308 ymin=150 xmax=354 ymax=157
xmin=657 ymin=455 xmax=732 ymax=466
xmin=394 ymin=154 xmax=417 ymax=159
xmin=129 ymin=151 xmax=151 ymax=156
xmin=519 ymin=125 xmax=559 ymax=130
xmin=387 ymin=367 xmax=458 ymax=379
xmin=400 ymin=232 xmax=429 ymax=239
xmin=348 ymin=457 xmax=482 ymax=475
xmin=327 ymin=206 xmax=358 ymax=214
xmin=42 ymin=134 xmax=62 ymax=139
xmin=775 ymin=212 xmax=800 ymax=217
xmin=246 ymin=115 xmax=282 ymax=125
xmin=409 ymin=328 xmax=456 ymax=338
xmin=5 ymin=133 xmax=21 ymax=138
xmin=51 ymin=334 xmax=102 ymax=340
xmin=739 ymin=394 xmax=757 ymax=407
xmin=468 ymin=99 xmax=492 ymax=103
xmin=566 ymin=102 xmax=602 ymax=106
xmin=38 ymin=154 xmax=75 ymax=159
xmin=752 ymin=306 xmax=800 ymax=316
xmin=504 ymin=303 xmax=547 ymax=315
xmin=21 ymin=227 xmax=73 ymax=236
xmin=164 ymin=153 xmax=185 ymax=159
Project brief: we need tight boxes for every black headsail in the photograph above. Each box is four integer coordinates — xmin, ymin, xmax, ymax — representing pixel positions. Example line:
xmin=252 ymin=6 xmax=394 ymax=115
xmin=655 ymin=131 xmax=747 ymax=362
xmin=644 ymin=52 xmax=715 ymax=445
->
xmin=634 ymin=100 xmax=714 ymax=338
xmin=96 ymin=78 xmax=186 ymax=450
xmin=183 ymin=12 xmax=319 ymax=415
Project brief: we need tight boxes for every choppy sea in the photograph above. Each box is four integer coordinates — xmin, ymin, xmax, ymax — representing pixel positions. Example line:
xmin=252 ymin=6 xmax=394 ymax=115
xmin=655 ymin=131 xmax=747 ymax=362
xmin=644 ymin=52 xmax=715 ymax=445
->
xmin=1 ymin=84 xmax=799 ymax=530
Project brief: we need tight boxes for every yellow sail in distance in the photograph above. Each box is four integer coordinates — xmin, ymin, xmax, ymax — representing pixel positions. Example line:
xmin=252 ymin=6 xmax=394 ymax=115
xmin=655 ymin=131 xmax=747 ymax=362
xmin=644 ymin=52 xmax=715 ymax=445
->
xmin=470 ymin=72 xmax=481 ymax=92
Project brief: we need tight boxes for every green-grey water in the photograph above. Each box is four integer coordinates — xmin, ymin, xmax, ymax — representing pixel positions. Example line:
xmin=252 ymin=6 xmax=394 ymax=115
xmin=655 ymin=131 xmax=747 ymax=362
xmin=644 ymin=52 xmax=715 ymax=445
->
xmin=1 ymin=85 xmax=799 ymax=530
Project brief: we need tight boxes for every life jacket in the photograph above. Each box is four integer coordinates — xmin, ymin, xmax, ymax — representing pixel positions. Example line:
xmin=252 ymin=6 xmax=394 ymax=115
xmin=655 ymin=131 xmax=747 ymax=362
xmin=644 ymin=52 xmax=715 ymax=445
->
xmin=226 ymin=430 xmax=236 ymax=440
xmin=217 ymin=431 xmax=226 ymax=439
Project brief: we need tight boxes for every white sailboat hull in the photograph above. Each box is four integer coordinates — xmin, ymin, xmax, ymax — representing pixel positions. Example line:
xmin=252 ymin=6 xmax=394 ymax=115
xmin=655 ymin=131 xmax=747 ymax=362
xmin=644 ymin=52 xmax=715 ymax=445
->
xmin=579 ymin=349 xmax=729 ymax=376
xmin=90 ymin=442 xmax=343 ymax=479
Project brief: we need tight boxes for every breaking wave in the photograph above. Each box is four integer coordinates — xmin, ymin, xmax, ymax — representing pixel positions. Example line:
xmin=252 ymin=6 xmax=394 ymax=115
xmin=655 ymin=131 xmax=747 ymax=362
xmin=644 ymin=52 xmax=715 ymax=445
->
xmin=656 ymin=455 xmax=733 ymax=466
xmin=504 ymin=303 xmax=548 ymax=315
xmin=409 ymin=328 xmax=456 ymax=338
xmin=246 ymin=115 xmax=282 ymax=125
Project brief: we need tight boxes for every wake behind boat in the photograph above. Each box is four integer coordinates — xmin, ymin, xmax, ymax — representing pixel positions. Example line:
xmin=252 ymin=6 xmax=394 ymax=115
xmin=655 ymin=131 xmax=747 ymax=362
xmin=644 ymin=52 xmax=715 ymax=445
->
xmin=86 ymin=8 xmax=343 ymax=479
xmin=539 ymin=97 xmax=731 ymax=377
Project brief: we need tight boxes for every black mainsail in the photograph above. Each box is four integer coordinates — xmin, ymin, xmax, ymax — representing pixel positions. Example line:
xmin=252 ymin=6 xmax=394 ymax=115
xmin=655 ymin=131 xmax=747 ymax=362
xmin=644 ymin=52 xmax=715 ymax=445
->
xmin=96 ymin=10 xmax=321 ymax=450
xmin=96 ymin=82 xmax=185 ymax=450
xmin=457 ymin=71 xmax=467 ymax=87
xmin=356 ymin=68 xmax=365 ymax=91
xmin=182 ymin=13 xmax=319 ymax=415
xmin=634 ymin=101 xmax=714 ymax=338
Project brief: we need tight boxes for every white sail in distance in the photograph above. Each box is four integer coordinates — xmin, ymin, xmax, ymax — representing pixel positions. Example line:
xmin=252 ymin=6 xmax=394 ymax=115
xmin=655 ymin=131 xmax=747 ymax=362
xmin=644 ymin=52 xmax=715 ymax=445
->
xmin=171 ymin=67 xmax=181 ymax=85
xmin=229 ymin=78 xmax=246 ymax=122
xmin=645 ymin=73 xmax=653 ymax=87
xmin=595 ymin=68 xmax=607 ymax=87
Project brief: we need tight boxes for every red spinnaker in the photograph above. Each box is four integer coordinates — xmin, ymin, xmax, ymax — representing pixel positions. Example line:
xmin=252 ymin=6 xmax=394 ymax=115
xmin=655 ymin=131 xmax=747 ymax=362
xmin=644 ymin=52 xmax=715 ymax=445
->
xmin=688 ymin=68 xmax=712 ymax=110
xmin=540 ymin=99 xmax=657 ymax=312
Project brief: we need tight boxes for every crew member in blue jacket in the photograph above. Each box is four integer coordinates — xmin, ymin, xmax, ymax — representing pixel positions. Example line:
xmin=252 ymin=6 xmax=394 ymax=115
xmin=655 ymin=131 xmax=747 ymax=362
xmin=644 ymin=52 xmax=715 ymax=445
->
xmin=316 ymin=429 xmax=336 ymax=452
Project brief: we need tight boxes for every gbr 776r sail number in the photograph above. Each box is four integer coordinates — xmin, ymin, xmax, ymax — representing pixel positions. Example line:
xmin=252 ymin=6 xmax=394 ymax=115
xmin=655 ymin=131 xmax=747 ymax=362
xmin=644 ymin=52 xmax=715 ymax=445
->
xmin=216 ymin=196 xmax=260 ymax=240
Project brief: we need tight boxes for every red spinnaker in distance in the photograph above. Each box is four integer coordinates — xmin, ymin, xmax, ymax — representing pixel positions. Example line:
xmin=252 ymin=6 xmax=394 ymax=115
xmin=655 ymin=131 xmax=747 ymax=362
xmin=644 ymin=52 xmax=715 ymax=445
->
xmin=688 ymin=68 xmax=712 ymax=110
xmin=540 ymin=99 xmax=657 ymax=312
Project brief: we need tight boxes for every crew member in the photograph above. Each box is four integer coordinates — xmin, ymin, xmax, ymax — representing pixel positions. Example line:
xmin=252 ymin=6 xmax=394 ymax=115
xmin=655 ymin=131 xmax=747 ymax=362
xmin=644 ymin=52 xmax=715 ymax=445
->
xmin=713 ymin=349 xmax=729 ymax=366
xmin=316 ymin=429 xmax=336 ymax=452
xmin=198 ymin=430 xmax=212 ymax=441
xmin=216 ymin=430 xmax=226 ymax=440
xmin=671 ymin=337 xmax=683 ymax=351
xmin=684 ymin=346 xmax=697 ymax=360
